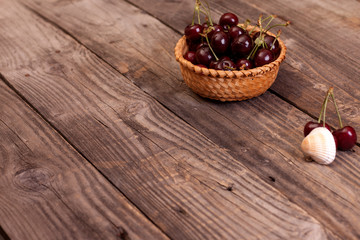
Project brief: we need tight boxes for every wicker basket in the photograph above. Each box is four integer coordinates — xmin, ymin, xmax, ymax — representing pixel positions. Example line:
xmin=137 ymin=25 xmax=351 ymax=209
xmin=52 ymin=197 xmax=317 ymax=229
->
xmin=174 ymin=27 xmax=287 ymax=101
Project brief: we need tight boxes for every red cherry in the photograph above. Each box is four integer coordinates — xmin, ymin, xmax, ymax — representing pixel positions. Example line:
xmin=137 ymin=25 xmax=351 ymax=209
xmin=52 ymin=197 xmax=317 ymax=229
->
xmin=183 ymin=51 xmax=197 ymax=64
xmin=195 ymin=46 xmax=214 ymax=66
xmin=196 ymin=42 xmax=208 ymax=50
xmin=186 ymin=39 xmax=198 ymax=51
xmin=252 ymin=31 xmax=261 ymax=41
xmin=201 ymin=22 xmax=209 ymax=29
xmin=228 ymin=26 xmax=247 ymax=40
xmin=263 ymin=35 xmax=280 ymax=55
xmin=334 ymin=135 xmax=338 ymax=149
xmin=213 ymin=62 xmax=222 ymax=70
xmin=236 ymin=58 xmax=253 ymax=70
xmin=184 ymin=24 xmax=203 ymax=42
xmin=231 ymin=34 xmax=253 ymax=56
xmin=209 ymin=60 xmax=218 ymax=69
xmin=210 ymin=31 xmax=230 ymax=54
xmin=214 ymin=58 xmax=236 ymax=71
xmin=222 ymin=59 xmax=236 ymax=71
xmin=196 ymin=64 xmax=207 ymax=68
xmin=332 ymin=126 xmax=357 ymax=150
xmin=254 ymin=49 xmax=274 ymax=67
xmin=219 ymin=56 xmax=231 ymax=61
xmin=219 ymin=13 xmax=239 ymax=30
xmin=204 ymin=24 xmax=223 ymax=39
xmin=304 ymin=121 xmax=331 ymax=137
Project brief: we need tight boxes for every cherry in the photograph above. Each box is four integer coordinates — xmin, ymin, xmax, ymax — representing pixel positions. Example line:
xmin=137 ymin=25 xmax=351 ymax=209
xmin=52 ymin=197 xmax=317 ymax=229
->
xmin=263 ymin=35 xmax=280 ymax=55
xmin=218 ymin=56 xmax=231 ymax=62
xmin=220 ymin=59 xmax=236 ymax=71
xmin=195 ymin=46 xmax=214 ymax=66
xmin=333 ymin=126 xmax=357 ymax=151
xmin=211 ymin=56 xmax=229 ymax=70
xmin=252 ymin=31 xmax=261 ymax=41
xmin=185 ymin=24 xmax=203 ymax=42
xmin=254 ymin=49 xmax=274 ymax=67
xmin=334 ymin=135 xmax=338 ymax=149
xmin=184 ymin=51 xmax=197 ymax=64
xmin=196 ymin=42 xmax=208 ymax=50
xmin=211 ymin=31 xmax=230 ymax=54
xmin=204 ymin=24 xmax=224 ymax=39
xmin=236 ymin=58 xmax=253 ymax=70
xmin=196 ymin=64 xmax=207 ymax=68
xmin=186 ymin=39 xmax=198 ymax=51
xmin=304 ymin=121 xmax=331 ymax=137
xmin=304 ymin=87 xmax=357 ymax=151
xmin=202 ymin=22 xmax=210 ymax=29
xmin=219 ymin=13 xmax=239 ymax=30
xmin=214 ymin=58 xmax=236 ymax=70
xmin=231 ymin=34 xmax=253 ymax=56
xmin=212 ymin=61 xmax=222 ymax=70
xmin=209 ymin=60 xmax=218 ymax=69
xmin=228 ymin=26 xmax=247 ymax=40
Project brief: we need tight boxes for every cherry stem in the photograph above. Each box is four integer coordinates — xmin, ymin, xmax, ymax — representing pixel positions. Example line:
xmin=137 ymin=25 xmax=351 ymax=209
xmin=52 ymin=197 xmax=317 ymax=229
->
xmin=263 ymin=15 xmax=276 ymax=32
xmin=322 ymin=93 xmax=331 ymax=127
xmin=260 ymin=15 xmax=274 ymax=23
xmin=318 ymin=96 xmax=326 ymax=124
xmin=199 ymin=9 xmax=208 ymax=17
xmin=248 ymin=25 xmax=258 ymax=35
xmin=247 ymin=43 xmax=260 ymax=60
xmin=266 ymin=22 xmax=290 ymax=33
xmin=330 ymin=90 xmax=343 ymax=128
xmin=272 ymin=30 xmax=281 ymax=45
xmin=258 ymin=14 xmax=263 ymax=31
xmin=191 ymin=8 xmax=196 ymax=25
xmin=197 ymin=8 xmax=201 ymax=24
xmin=204 ymin=34 xmax=219 ymax=61
xmin=194 ymin=0 xmax=202 ymax=24
xmin=200 ymin=0 xmax=213 ymax=26
xmin=318 ymin=88 xmax=331 ymax=125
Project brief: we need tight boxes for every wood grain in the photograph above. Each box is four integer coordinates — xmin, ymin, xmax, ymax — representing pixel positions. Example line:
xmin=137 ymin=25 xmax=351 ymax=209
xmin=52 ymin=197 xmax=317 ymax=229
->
xmin=0 ymin=0 xmax=330 ymax=239
xmin=0 ymin=83 xmax=168 ymax=239
xmin=19 ymin=0 xmax=360 ymax=239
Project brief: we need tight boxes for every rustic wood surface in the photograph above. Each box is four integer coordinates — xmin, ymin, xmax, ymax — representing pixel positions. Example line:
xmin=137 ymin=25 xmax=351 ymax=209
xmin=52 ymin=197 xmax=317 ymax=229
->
xmin=0 ymin=0 xmax=359 ymax=239
xmin=0 ymin=80 xmax=168 ymax=240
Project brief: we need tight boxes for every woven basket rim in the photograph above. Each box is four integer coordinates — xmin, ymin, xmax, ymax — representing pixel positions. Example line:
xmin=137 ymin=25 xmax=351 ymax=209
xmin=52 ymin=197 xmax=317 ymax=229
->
xmin=175 ymin=25 xmax=287 ymax=78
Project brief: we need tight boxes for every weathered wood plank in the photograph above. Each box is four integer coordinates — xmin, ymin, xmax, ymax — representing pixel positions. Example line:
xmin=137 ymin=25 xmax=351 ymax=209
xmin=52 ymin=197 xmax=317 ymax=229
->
xmin=0 ymin=83 xmax=168 ymax=239
xmin=128 ymin=0 xmax=360 ymax=133
xmin=19 ymin=0 xmax=360 ymax=239
xmin=0 ymin=0 xmax=330 ymax=239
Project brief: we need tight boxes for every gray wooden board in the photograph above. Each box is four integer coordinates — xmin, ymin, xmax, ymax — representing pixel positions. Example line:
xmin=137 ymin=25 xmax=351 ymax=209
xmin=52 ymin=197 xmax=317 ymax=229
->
xmin=0 ymin=0 xmax=333 ymax=239
xmin=0 ymin=82 xmax=167 ymax=239
xmin=19 ymin=0 xmax=360 ymax=239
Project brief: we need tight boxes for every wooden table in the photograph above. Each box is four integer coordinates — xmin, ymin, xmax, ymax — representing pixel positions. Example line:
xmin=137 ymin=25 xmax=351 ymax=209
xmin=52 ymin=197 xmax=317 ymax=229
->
xmin=1 ymin=0 xmax=359 ymax=239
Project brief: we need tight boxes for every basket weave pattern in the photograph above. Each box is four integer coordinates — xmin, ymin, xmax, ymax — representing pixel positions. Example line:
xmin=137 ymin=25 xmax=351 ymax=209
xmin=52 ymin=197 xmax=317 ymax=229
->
xmin=174 ymin=29 xmax=286 ymax=101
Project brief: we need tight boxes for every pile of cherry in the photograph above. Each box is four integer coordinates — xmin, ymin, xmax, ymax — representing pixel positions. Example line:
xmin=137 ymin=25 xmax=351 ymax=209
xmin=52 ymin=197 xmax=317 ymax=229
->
xmin=183 ymin=1 xmax=289 ymax=71
xmin=304 ymin=87 xmax=357 ymax=151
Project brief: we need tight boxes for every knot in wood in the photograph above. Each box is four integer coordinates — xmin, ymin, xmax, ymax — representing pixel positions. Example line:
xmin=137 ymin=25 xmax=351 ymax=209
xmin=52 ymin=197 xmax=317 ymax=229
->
xmin=14 ymin=167 xmax=51 ymax=192
xmin=116 ymin=226 xmax=131 ymax=240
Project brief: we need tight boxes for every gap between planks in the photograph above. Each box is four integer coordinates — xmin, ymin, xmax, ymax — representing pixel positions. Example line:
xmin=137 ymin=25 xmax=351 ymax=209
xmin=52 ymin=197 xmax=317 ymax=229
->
xmin=0 ymin=226 xmax=10 ymax=240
